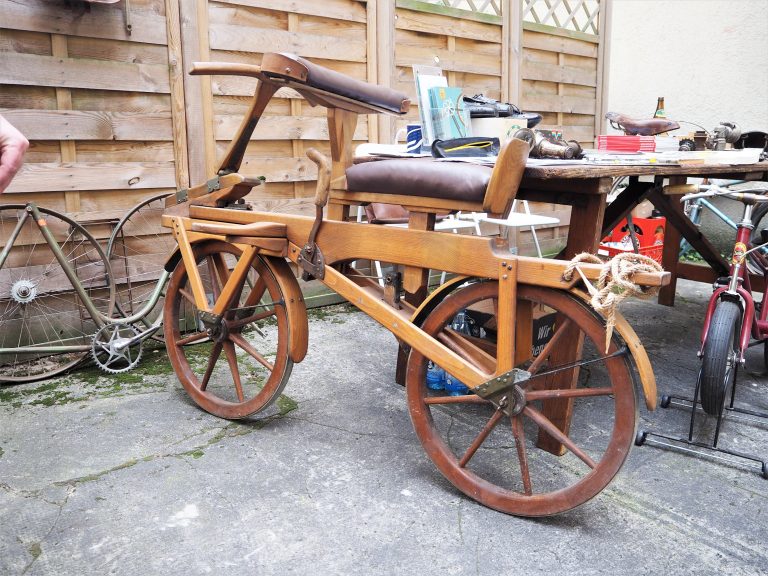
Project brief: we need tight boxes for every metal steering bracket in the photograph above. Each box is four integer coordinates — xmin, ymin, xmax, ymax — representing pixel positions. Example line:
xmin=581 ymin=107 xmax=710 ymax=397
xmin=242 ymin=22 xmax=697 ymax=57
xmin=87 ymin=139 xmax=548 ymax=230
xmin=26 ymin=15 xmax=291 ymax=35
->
xmin=298 ymin=148 xmax=333 ymax=281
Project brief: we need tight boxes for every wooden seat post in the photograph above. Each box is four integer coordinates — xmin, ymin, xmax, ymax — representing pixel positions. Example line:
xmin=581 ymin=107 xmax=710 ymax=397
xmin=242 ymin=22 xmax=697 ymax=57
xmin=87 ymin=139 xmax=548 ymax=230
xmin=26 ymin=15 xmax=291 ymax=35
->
xmin=326 ymin=108 xmax=360 ymax=222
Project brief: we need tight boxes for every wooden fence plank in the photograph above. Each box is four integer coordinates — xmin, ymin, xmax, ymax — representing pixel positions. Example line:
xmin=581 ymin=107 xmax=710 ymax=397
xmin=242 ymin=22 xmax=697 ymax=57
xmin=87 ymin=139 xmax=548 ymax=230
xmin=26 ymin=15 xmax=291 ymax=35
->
xmin=7 ymin=162 xmax=177 ymax=193
xmin=165 ymin=0 xmax=190 ymax=188
xmin=395 ymin=45 xmax=501 ymax=76
xmin=0 ymin=109 xmax=173 ymax=141
xmin=0 ymin=0 xmax=168 ymax=45
xmin=214 ymin=0 xmax=368 ymax=23
xmin=215 ymin=115 xmax=368 ymax=142
xmin=0 ymin=53 xmax=171 ymax=94
xmin=395 ymin=7 xmax=502 ymax=42
xmin=523 ymin=30 xmax=598 ymax=58
xmin=523 ymin=93 xmax=596 ymax=115
xmin=521 ymin=58 xmax=597 ymax=87
xmin=239 ymin=157 xmax=318 ymax=182
xmin=208 ymin=23 xmax=367 ymax=63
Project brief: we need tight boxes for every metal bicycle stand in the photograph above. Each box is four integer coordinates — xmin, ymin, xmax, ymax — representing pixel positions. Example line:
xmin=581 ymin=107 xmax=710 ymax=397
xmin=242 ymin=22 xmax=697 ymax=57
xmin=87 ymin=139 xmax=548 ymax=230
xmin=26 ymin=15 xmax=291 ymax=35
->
xmin=636 ymin=363 xmax=768 ymax=479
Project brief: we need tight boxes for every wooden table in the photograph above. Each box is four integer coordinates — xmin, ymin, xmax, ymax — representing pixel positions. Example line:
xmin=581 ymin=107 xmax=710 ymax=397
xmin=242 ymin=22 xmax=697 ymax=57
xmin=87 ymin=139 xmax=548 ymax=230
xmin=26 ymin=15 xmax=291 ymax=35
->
xmin=517 ymin=161 xmax=768 ymax=305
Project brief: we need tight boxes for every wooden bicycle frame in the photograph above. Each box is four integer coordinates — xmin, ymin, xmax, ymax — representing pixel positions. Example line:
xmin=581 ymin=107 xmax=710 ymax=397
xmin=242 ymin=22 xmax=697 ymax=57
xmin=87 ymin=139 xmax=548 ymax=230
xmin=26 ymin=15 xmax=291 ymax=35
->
xmin=162 ymin=53 xmax=669 ymax=454
xmin=165 ymin=205 xmax=667 ymax=393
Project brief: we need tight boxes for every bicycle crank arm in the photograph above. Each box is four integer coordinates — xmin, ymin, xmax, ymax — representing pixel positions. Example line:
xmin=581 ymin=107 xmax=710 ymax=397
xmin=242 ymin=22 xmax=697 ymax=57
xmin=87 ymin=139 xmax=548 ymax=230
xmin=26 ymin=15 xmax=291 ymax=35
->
xmin=115 ymin=324 xmax=162 ymax=351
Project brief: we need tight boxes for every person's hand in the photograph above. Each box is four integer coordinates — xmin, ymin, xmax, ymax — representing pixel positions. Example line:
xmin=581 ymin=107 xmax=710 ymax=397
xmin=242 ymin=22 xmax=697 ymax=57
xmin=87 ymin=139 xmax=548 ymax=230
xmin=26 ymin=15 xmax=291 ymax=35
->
xmin=0 ymin=114 xmax=29 ymax=193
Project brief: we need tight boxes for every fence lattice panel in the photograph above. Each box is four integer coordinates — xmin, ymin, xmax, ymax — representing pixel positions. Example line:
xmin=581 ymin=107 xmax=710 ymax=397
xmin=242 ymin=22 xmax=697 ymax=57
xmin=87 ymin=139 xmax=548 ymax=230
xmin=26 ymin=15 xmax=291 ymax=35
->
xmin=523 ymin=0 xmax=600 ymax=35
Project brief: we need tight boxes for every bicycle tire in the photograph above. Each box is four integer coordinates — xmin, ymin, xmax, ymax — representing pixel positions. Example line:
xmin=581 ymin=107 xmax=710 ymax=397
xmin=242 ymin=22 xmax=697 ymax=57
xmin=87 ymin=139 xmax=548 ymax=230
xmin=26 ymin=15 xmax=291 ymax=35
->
xmin=700 ymin=300 xmax=741 ymax=416
xmin=0 ymin=204 xmax=115 ymax=383
xmin=105 ymin=192 xmax=174 ymax=326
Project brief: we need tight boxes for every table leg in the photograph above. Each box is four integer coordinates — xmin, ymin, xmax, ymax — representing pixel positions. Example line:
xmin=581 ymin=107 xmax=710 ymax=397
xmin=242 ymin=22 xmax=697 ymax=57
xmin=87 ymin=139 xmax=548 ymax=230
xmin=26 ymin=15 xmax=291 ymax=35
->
xmin=655 ymin=176 xmax=685 ymax=306
xmin=537 ymin=191 xmax=607 ymax=456
xmin=395 ymin=212 xmax=435 ymax=385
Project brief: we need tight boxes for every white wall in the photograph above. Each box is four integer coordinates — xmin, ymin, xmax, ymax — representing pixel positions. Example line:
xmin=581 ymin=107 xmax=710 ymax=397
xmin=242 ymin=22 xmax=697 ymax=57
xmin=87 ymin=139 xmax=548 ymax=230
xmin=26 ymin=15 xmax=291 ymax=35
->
xmin=605 ymin=0 xmax=768 ymax=137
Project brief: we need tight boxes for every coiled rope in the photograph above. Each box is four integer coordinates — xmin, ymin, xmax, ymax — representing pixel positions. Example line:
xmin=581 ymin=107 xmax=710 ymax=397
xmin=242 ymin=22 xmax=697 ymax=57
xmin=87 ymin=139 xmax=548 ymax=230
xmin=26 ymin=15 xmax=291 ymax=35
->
xmin=563 ymin=252 xmax=664 ymax=351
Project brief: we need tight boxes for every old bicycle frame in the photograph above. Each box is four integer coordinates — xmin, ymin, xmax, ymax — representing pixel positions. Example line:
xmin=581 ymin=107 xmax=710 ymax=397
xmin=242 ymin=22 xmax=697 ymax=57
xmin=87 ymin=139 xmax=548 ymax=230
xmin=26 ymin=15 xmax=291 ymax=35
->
xmin=636 ymin=183 xmax=768 ymax=477
xmin=158 ymin=53 xmax=669 ymax=517
xmin=0 ymin=200 xmax=172 ymax=379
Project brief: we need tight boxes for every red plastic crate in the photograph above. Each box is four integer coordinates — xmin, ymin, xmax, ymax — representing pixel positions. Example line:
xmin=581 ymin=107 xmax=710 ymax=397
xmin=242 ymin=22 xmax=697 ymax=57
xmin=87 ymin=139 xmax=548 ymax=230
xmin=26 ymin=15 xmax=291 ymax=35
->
xmin=601 ymin=243 xmax=664 ymax=263
xmin=600 ymin=216 xmax=666 ymax=263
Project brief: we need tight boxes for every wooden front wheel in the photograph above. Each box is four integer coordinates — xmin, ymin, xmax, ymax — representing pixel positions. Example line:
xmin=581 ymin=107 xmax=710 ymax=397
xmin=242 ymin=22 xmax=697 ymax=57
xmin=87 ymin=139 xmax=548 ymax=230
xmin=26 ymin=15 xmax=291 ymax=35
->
xmin=164 ymin=241 xmax=293 ymax=419
xmin=406 ymin=282 xmax=637 ymax=516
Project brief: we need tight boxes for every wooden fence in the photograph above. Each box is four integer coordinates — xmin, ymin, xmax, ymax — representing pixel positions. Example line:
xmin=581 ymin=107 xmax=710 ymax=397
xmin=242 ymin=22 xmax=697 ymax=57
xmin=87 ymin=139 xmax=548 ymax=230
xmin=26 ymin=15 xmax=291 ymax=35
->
xmin=0 ymin=0 xmax=610 ymax=283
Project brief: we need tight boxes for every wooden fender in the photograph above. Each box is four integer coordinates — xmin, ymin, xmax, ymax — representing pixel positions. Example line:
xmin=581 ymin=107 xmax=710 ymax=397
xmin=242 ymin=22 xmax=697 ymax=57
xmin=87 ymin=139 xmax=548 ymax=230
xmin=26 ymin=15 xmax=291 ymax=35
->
xmin=408 ymin=279 xmax=657 ymax=411
xmin=263 ymin=256 xmax=308 ymax=363
xmin=572 ymin=289 xmax=657 ymax=410
xmin=163 ymin=240 xmax=308 ymax=364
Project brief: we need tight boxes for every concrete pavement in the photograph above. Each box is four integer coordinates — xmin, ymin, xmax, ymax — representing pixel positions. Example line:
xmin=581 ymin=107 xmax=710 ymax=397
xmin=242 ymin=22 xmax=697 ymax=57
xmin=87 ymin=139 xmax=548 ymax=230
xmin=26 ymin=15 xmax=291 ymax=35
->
xmin=1 ymin=280 xmax=766 ymax=575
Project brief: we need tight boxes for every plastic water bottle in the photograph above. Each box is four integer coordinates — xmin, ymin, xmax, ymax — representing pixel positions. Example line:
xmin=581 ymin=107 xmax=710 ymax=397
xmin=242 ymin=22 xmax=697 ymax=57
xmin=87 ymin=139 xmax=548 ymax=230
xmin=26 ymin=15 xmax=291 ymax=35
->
xmin=452 ymin=310 xmax=467 ymax=333
xmin=444 ymin=372 xmax=469 ymax=396
xmin=426 ymin=361 xmax=445 ymax=390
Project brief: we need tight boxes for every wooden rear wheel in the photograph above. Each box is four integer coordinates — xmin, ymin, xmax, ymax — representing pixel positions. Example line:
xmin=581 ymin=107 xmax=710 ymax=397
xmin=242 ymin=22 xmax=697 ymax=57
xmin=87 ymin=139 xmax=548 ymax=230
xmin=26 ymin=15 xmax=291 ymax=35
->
xmin=406 ymin=282 xmax=637 ymax=516
xmin=164 ymin=241 xmax=292 ymax=419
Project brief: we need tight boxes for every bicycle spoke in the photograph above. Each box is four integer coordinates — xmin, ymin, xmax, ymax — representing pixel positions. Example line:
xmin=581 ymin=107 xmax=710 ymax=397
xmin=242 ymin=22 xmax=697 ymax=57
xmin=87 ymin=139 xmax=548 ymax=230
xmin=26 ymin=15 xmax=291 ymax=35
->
xmin=178 ymin=286 xmax=196 ymax=307
xmin=200 ymin=341 xmax=223 ymax=392
xmin=223 ymin=341 xmax=245 ymax=402
xmin=207 ymin=256 xmax=223 ymax=301
xmin=459 ymin=408 xmax=505 ymax=468
xmin=526 ymin=386 xmax=614 ymax=401
xmin=526 ymin=317 xmax=572 ymax=376
xmin=242 ymin=275 xmax=267 ymax=308
xmin=175 ymin=331 xmax=208 ymax=346
xmin=437 ymin=328 xmax=495 ymax=374
xmin=229 ymin=332 xmax=274 ymax=371
xmin=424 ymin=394 xmax=488 ymax=405
xmin=511 ymin=415 xmax=532 ymax=495
xmin=228 ymin=306 xmax=277 ymax=330
xmin=523 ymin=405 xmax=596 ymax=469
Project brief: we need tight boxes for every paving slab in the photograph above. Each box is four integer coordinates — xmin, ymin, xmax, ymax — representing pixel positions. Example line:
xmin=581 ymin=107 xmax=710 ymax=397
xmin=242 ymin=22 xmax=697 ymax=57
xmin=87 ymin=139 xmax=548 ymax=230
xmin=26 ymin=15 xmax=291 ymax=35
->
xmin=1 ymin=280 xmax=766 ymax=575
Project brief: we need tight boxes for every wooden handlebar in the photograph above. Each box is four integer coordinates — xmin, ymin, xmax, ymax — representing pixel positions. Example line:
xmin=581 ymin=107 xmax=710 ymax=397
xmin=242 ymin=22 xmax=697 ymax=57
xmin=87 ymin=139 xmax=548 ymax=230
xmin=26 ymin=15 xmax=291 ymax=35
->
xmin=190 ymin=62 xmax=264 ymax=79
xmin=306 ymin=148 xmax=332 ymax=208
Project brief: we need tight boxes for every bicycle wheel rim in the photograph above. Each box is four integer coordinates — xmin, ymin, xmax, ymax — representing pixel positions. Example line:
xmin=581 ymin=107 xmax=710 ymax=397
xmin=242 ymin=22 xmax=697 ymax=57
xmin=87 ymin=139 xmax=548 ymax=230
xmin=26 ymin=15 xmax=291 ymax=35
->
xmin=0 ymin=205 xmax=115 ymax=382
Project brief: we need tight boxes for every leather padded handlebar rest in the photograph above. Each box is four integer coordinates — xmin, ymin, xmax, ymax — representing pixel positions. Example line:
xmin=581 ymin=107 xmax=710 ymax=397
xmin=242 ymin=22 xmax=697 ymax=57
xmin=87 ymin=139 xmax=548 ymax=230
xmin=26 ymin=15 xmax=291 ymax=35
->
xmin=261 ymin=53 xmax=410 ymax=115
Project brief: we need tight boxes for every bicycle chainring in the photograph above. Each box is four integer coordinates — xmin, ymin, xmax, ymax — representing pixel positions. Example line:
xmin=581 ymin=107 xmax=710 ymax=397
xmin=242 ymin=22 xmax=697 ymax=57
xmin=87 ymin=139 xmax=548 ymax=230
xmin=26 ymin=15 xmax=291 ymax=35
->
xmin=92 ymin=323 xmax=143 ymax=374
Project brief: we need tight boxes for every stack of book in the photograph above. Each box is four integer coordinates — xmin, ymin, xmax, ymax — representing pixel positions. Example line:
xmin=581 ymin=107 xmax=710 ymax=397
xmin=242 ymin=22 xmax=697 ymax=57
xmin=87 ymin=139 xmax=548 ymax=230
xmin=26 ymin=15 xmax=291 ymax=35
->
xmin=597 ymin=135 xmax=679 ymax=152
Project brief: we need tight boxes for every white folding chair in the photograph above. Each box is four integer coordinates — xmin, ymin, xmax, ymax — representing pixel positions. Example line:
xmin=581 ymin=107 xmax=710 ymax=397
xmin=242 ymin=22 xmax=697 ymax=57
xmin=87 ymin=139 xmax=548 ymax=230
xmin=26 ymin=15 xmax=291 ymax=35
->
xmin=462 ymin=200 xmax=559 ymax=257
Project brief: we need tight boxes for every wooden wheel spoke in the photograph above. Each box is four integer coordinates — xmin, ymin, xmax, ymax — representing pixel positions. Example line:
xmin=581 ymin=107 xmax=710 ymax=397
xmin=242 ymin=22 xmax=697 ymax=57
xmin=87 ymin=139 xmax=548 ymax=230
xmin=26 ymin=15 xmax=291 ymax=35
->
xmin=206 ymin=256 xmax=222 ymax=300
xmin=200 ymin=341 xmax=223 ymax=392
xmin=523 ymin=405 xmax=596 ymax=469
xmin=229 ymin=307 xmax=277 ymax=330
xmin=211 ymin=253 xmax=231 ymax=288
xmin=424 ymin=394 xmax=488 ymax=405
xmin=526 ymin=386 xmax=614 ymax=401
xmin=223 ymin=341 xmax=245 ymax=402
xmin=511 ymin=415 xmax=533 ymax=495
xmin=175 ymin=330 xmax=208 ymax=346
xmin=179 ymin=286 xmax=197 ymax=307
xmin=459 ymin=408 xmax=505 ymax=468
xmin=526 ymin=317 xmax=572 ymax=377
xmin=437 ymin=328 xmax=495 ymax=374
xmin=229 ymin=332 xmax=274 ymax=371
xmin=243 ymin=275 xmax=267 ymax=308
